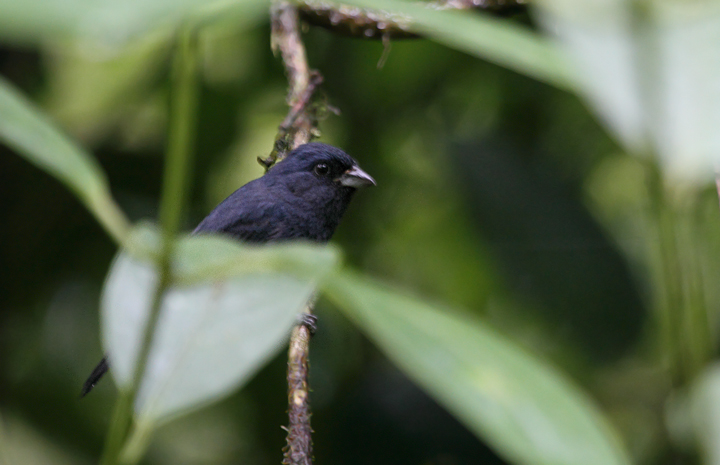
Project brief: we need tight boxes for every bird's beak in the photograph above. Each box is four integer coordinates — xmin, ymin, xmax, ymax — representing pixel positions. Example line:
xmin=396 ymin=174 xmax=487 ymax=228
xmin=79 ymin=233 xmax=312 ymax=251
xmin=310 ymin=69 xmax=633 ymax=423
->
xmin=338 ymin=165 xmax=376 ymax=188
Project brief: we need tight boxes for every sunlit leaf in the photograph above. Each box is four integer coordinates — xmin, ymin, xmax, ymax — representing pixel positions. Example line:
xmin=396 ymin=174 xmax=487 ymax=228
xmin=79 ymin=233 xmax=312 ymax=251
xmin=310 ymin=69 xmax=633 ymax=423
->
xmin=535 ymin=0 xmax=720 ymax=183
xmin=0 ymin=0 xmax=269 ymax=46
xmin=102 ymin=225 xmax=339 ymax=423
xmin=323 ymin=271 xmax=631 ymax=465
xmin=173 ymin=233 xmax=341 ymax=286
xmin=0 ymin=76 xmax=130 ymax=245
xmin=337 ymin=0 xmax=576 ymax=91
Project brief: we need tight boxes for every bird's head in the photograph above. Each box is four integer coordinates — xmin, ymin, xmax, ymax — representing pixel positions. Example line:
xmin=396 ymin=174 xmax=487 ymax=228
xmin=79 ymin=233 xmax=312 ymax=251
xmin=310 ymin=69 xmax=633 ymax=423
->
xmin=193 ymin=142 xmax=374 ymax=243
xmin=268 ymin=142 xmax=376 ymax=193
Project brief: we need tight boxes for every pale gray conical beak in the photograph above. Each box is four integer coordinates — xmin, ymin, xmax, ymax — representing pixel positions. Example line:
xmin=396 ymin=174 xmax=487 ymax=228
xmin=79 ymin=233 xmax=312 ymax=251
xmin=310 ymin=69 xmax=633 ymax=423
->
xmin=338 ymin=165 xmax=376 ymax=188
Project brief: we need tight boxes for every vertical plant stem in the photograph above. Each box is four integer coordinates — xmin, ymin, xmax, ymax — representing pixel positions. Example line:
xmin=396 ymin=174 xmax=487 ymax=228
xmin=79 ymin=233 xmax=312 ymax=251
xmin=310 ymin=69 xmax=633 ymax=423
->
xmin=269 ymin=4 xmax=322 ymax=464
xmin=99 ymin=23 xmax=200 ymax=465
xmin=656 ymin=189 xmax=683 ymax=384
xmin=272 ymin=1 xmax=309 ymax=105
xmin=263 ymin=0 xmax=321 ymax=168
xmin=117 ymin=419 xmax=155 ymax=465
xmin=677 ymin=200 xmax=711 ymax=379
xmin=633 ymin=0 xmax=710 ymax=385
xmin=100 ymin=391 xmax=134 ymax=465
xmin=647 ymin=164 xmax=712 ymax=386
xmin=159 ymin=26 xmax=200 ymax=246
xmin=283 ymin=322 xmax=314 ymax=465
xmin=645 ymin=163 xmax=678 ymax=383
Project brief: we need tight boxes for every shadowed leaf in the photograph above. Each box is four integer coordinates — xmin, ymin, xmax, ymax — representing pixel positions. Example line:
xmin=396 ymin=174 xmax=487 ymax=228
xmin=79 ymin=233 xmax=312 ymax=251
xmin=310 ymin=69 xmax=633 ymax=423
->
xmin=323 ymin=271 xmax=631 ymax=465
xmin=0 ymin=76 xmax=130 ymax=245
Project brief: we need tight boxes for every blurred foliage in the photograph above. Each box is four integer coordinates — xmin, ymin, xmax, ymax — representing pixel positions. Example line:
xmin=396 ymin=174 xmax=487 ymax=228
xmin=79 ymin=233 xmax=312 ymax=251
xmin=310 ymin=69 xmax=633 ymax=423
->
xmin=2 ymin=1 xmax=720 ymax=465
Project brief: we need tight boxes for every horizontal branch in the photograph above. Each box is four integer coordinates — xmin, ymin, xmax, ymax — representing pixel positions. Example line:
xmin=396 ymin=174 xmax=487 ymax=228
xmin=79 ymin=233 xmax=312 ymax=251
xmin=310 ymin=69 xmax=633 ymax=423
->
xmin=298 ymin=0 xmax=528 ymax=39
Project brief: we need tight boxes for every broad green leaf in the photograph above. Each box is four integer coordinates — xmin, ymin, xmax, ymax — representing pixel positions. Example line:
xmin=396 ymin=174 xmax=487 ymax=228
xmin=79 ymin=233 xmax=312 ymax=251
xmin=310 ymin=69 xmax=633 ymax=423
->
xmin=173 ymin=233 xmax=342 ymax=285
xmin=337 ymin=0 xmax=576 ymax=91
xmin=102 ymin=225 xmax=339 ymax=423
xmin=0 ymin=76 xmax=130 ymax=245
xmin=0 ymin=0 xmax=269 ymax=45
xmin=535 ymin=0 xmax=720 ymax=183
xmin=323 ymin=271 xmax=631 ymax=465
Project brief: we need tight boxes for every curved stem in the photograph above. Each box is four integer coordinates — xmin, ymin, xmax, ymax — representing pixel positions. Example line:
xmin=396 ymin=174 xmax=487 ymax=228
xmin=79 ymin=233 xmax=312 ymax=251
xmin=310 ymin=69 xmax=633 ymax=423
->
xmin=99 ymin=23 xmax=200 ymax=465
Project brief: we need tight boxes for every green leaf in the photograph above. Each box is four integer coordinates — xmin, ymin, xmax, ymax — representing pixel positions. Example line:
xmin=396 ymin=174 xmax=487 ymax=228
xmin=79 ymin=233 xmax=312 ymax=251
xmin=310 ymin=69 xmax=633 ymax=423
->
xmin=174 ymin=233 xmax=343 ymax=285
xmin=0 ymin=0 xmax=269 ymax=45
xmin=44 ymin=34 xmax=171 ymax=143
xmin=337 ymin=0 xmax=576 ymax=91
xmin=0 ymin=76 xmax=130 ymax=245
xmin=102 ymin=225 xmax=339 ymax=423
xmin=535 ymin=0 xmax=720 ymax=183
xmin=687 ymin=363 xmax=720 ymax=465
xmin=323 ymin=271 xmax=631 ymax=465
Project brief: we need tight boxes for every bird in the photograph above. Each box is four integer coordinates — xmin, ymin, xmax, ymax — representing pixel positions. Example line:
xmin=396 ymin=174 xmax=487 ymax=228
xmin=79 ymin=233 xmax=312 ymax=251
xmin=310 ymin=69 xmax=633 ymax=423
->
xmin=81 ymin=142 xmax=375 ymax=396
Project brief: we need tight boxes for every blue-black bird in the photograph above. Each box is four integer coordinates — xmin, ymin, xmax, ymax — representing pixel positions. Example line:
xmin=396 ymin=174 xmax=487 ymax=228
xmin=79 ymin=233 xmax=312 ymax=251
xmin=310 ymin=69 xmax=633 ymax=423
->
xmin=81 ymin=142 xmax=375 ymax=396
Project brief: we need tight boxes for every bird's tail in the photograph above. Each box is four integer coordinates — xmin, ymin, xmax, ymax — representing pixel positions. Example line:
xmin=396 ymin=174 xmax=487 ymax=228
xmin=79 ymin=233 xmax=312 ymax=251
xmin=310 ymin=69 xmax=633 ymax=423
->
xmin=81 ymin=356 xmax=109 ymax=397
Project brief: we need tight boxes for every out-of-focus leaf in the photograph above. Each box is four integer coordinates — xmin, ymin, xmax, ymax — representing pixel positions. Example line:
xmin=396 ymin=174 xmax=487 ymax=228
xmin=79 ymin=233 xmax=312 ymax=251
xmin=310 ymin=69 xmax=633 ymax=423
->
xmin=0 ymin=0 xmax=269 ymax=46
xmin=688 ymin=363 xmax=720 ymax=465
xmin=0 ymin=76 xmax=130 ymax=245
xmin=533 ymin=0 xmax=642 ymax=155
xmin=535 ymin=0 xmax=720 ymax=183
xmin=102 ymin=225 xmax=339 ymax=423
xmin=174 ymin=233 xmax=341 ymax=285
xmin=323 ymin=271 xmax=631 ymax=465
xmin=104 ymin=254 xmax=315 ymax=422
xmin=44 ymin=34 xmax=170 ymax=144
xmin=0 ymin=412 xmax=86 ymax=465
xmin=338 ymin=0 xmax=576 ymax=91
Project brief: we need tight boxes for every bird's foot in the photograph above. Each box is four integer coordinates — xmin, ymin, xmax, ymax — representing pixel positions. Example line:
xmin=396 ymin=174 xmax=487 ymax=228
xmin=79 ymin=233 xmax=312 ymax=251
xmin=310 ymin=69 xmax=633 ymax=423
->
xmin=297 ymin=313 xmax=318 ymax=336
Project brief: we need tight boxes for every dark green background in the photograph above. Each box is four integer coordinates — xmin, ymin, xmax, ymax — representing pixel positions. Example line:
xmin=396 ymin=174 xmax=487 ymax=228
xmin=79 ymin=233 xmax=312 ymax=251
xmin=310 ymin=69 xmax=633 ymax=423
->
xmin=1 ymin=8 xmax=717 ymax=465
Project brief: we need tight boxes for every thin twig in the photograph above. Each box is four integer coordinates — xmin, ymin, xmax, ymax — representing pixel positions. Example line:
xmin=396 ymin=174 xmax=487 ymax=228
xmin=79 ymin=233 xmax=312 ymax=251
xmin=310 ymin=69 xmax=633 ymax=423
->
xmin=429 ymin=0 xmax=528 ymax=11
xmin=263 ymin=1 xmax=324 ymax=170
xmin=265 ymin=2 xmax=530 ymax=464
xmin=100 ymin=24 xmax=200 ymax=465
xmin=259 ymin=71 xmax=324 ymax=169
xmin=278 ymin=72 xmax=324 ymax=135
xmin=268 ymin=3 xmax=322 ymax=465
xmin=297 ymin=0 xmax=528 ymax=40
xmin=282 ymin=312 xmax=316 ymax=465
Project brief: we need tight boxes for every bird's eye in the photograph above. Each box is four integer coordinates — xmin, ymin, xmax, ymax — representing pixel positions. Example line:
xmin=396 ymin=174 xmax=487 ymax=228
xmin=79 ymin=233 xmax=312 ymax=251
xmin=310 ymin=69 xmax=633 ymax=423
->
xmin=314 ymin=163 xmax=330 ymax=176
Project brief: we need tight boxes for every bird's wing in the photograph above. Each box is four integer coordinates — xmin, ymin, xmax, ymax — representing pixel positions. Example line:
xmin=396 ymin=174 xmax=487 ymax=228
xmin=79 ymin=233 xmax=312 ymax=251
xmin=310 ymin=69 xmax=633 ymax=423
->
xmin=193 ymin=182 xmax=286 ymax=243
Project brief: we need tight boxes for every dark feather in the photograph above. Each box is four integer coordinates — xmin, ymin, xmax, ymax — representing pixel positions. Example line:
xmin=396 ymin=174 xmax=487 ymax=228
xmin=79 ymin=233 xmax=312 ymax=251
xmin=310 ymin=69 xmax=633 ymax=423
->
xmin=81 ymin=143 xmax=373 ymax=396
xmin=193 ymin=143 xmax=363 ymax=242
xmin=81 ymin=356 xmax=108 ymax=397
